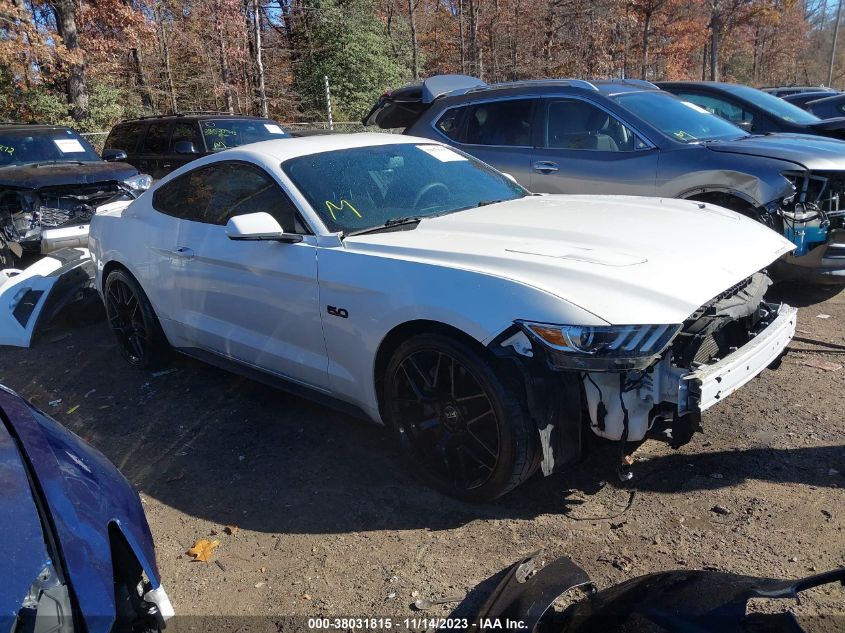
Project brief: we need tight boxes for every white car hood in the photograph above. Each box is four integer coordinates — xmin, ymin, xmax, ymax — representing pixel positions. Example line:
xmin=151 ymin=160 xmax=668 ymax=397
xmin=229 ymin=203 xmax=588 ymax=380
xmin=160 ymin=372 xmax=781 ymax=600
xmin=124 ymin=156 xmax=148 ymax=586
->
xmin=344 ymin=195 xmax=794 ymax=325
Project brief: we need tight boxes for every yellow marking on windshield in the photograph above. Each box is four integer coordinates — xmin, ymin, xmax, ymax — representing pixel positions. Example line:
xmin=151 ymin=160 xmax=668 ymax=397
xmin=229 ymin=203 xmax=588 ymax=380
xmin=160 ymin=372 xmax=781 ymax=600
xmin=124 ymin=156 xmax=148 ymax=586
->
xmin=325 ymin=199 xmax=362 ymax=220
xmin=0 ymin=145 xmax=14 ymax=155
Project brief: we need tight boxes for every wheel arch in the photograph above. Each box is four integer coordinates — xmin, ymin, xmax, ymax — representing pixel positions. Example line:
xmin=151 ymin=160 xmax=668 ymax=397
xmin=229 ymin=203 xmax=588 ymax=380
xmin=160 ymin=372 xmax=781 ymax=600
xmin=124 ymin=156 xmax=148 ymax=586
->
xmin=680 ymin=187 xmax=761 ymax=214
xmin=372 ymin=319 xmax=489 ymax=415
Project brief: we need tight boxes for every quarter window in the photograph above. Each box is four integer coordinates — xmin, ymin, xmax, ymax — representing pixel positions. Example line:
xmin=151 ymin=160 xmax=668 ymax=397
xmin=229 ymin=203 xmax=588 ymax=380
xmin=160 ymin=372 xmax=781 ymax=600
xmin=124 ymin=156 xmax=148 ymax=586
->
xmin=544 ymin=99 xmax=646 ymax=151
xmin=463 ymin=99 xmax=535 ymax=146
xmin=105 ymin=124 xmax=142 ymax=153
xmin=434 ymin=108 xmax=465 ymax=141
xmin=674 ymin=92 xmax=756 ymax=129
xmin=153 ymin=162 xmax=307 ymax=232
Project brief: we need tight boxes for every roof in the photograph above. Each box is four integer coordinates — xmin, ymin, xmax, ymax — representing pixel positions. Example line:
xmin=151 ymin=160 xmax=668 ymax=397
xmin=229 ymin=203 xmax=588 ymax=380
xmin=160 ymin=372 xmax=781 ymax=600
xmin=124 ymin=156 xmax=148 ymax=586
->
xmin=460 ymin=78 xmax=659 ymax=97
xmin=0 ymin=123 xmax=74 ymax=130
xmin=245 ymin=133 xmax=425 ymax=162
xmin=117 ymin=113 xmax=275 ymax=124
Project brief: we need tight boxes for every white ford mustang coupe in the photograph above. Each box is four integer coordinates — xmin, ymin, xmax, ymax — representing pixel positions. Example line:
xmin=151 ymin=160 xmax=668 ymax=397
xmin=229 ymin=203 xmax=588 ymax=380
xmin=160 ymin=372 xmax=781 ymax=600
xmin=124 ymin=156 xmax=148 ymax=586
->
xmin=89 ymin=133 xmax=796 ymax=500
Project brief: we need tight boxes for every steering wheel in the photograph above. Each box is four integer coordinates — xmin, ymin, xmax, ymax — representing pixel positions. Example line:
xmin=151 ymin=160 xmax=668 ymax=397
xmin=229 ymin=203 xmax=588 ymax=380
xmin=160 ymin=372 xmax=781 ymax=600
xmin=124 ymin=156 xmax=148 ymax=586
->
xmin=412 ymin=182 xmax=450 ymax=210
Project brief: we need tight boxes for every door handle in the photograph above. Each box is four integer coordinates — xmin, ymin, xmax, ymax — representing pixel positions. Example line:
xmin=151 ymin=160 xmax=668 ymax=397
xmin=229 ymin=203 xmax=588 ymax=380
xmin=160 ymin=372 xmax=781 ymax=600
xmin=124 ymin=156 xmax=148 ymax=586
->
xmin=174 ymin=246 xmax=195 ymax=259
xmin=533 ymin=161 xmax=559 ymax=174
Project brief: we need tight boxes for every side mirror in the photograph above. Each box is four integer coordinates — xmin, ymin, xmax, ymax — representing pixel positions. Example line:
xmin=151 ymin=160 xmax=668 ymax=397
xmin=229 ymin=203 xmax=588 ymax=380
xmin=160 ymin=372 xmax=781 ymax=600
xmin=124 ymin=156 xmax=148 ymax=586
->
xmin=102 ymin=148 xmax=128 ymax=162
xmin=225 ymin=212 xmax=302 ymax=243
xmin=735 ymin=120 xmax=754 ymax=132
xmin=173 ymin=140 xmax=199 ymax=154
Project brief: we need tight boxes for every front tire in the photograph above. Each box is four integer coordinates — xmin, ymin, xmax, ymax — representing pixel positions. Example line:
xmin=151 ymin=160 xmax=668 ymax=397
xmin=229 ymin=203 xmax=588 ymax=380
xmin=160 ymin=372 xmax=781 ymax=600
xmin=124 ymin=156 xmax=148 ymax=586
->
xmin=104 ymin=269 xmax=169 ymax=369
xmin=384 ymin=333 xmax=537 ymax=501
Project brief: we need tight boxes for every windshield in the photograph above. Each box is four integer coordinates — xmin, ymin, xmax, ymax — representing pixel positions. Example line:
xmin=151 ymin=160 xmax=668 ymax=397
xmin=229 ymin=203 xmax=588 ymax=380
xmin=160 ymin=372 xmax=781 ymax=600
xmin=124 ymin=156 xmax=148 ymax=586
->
xmin=723 ymin=84 xmax=821 ymax=124
xmin=615 ymin=91 xmax=747 ymax=143
xmin=283 ymin=143 xmax=528 ymax=233
xmin=0 ymin=127 xmax=101 ymax=166
xmin=201 ymin=119 xmax=289 ymax=151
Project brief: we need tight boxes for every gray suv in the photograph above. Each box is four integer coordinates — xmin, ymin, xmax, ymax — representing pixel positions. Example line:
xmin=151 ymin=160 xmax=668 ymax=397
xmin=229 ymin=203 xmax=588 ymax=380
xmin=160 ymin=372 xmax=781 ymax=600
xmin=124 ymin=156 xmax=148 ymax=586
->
xmin=364 ymin=75 xmax=845 ymax=283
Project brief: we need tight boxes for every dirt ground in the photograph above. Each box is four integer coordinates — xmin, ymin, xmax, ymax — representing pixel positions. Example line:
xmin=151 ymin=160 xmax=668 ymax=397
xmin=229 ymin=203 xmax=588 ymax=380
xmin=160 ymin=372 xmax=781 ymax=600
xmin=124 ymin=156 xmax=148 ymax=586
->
xmin=2 ymin=281 xmax=844 ymax=631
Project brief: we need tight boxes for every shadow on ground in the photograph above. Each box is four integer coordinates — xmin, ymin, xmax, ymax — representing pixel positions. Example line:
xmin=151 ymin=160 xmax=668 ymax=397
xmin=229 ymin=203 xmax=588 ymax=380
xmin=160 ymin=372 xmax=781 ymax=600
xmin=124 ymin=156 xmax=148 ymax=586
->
xmin=1 ymin=319 xmax=843 ymax=536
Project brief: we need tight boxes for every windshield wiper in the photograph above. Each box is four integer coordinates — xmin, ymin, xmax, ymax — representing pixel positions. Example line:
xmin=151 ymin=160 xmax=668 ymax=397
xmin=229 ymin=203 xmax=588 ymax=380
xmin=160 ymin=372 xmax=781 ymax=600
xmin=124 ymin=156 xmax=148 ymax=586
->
xmin=28 ymin=160 xmax=86 ymax=167
xmin=344 ymin=216 xmax=423 ymax=238
xmin=477 ymin=199 xmax=506 ymax=207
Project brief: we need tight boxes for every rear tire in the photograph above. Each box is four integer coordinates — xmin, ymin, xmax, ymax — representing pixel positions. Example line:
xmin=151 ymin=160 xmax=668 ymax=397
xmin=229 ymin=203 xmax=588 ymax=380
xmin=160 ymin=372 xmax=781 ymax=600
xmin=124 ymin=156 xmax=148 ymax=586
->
xmin=383 ymin=332 xmax=537 ymax=502
xmin=104 ymin=269 xmax=169 ymax=369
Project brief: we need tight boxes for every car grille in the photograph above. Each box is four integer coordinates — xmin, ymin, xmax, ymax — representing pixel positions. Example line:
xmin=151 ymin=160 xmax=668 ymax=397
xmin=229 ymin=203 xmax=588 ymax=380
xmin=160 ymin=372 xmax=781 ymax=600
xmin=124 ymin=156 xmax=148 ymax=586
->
xmin=670 ymin=273 xmax=769 ymax=369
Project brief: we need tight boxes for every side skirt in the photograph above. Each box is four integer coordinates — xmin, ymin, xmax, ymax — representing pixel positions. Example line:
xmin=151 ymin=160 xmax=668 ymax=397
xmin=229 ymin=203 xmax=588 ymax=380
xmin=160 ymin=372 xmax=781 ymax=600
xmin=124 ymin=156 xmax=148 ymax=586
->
xmin=175 ymin=346 xmax=374 ymax=423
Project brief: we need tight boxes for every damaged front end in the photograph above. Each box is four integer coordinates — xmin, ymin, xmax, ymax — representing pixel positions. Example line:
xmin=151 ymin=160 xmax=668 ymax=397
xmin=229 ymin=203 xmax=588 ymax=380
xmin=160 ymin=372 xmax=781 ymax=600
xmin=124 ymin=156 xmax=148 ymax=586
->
xmin=466 ymin=551 xmax=845 ymax=633
xmin=491 ymin=273 xmax=795 ymax=478
xmin=0 ymin=182 xmax=135 ymax=257
xmin=764 ymin=171 xmax=845 ymax=283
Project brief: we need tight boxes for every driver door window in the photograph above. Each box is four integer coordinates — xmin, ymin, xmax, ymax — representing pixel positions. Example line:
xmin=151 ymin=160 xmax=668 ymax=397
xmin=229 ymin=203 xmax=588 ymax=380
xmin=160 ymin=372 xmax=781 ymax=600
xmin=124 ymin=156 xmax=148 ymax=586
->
xmin=675 ymin=92 xmax=756 ymax=130
xmin=153 ymin=161 xmax=306 ymax=233
xmin=544 ymin=99 xmax=647 ymax=151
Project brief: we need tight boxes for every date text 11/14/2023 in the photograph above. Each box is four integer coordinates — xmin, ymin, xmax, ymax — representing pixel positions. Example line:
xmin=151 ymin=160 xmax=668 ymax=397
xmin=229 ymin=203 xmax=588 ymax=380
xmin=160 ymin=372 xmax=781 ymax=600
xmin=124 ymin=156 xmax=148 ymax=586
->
xmin=306 ymin=617 xmax=529 ymax=630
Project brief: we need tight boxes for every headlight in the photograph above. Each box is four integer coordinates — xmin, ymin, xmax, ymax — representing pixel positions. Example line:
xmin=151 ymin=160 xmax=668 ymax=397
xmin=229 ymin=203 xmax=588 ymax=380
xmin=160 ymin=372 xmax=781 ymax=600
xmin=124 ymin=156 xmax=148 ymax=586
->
xmin=122 ymin=174 xmax=152 ymax=191
xmin=518 ymin=321 xmax=681 ymax=371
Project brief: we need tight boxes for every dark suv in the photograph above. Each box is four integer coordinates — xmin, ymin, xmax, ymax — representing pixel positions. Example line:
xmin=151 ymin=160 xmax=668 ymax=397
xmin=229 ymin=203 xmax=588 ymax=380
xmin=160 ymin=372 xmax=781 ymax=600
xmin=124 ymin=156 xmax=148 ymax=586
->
xmin=0 ymin=123 xmax=148 ymax=264
xmin=104 ymin=113 xmax=289 ymax=179
xmin=365 ymin=75 xmax=845 ymax=282
xmin=657 ymin=81 xmax=845 ymax=140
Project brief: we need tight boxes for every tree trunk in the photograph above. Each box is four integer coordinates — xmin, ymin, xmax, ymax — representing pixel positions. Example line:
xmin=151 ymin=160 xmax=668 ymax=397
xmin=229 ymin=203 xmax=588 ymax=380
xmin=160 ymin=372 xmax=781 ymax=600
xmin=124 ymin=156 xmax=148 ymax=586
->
xmin=640 ymin=9 xmax=652 ymax=80
xmin=155 ymin=6 xmax=177 ymax=113
xmin=130 ymin=48 xmax=154 ymax=111
xmin=709 ymin=13 xmax=720 ymax=81
xmin=408 ymin=0 xmax=419 ymax=79
xmin=252 ymin=0 xmax=268 ymax=116
xmin=49 ymin=0 xmax=88 ymax=121
xmin=459 ymin=0 xmax=466 ymax=73
xmin=216 ymin=0 xmax=234 ymax=113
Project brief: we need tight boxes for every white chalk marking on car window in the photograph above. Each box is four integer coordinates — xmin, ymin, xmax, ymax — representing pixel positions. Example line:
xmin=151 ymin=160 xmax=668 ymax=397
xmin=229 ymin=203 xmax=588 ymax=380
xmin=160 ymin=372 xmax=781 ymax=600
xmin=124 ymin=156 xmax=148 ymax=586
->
xmin=54 ymin=139 xmax=86 ymax=153
xmin=264 ymin=124 xmax=285 ymax=134
xmin=416 ymin=144 xmax=467 ymax=162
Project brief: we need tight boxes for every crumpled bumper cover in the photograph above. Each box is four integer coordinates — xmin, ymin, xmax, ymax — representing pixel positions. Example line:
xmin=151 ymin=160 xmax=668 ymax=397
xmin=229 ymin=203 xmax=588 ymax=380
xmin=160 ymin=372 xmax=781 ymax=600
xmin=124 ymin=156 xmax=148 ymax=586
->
xmin=0 ymin=247 xmax=93 ymax=348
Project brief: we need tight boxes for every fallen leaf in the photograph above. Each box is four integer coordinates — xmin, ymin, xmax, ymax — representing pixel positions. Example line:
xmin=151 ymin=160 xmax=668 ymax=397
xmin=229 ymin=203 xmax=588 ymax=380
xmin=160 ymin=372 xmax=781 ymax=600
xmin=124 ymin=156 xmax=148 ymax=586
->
xmin=224 ymin=525 xmax=239 ymax=535
xmin=187 ymin=539 xmax=220 ymax=562
xmin=259 ymin=566 xmax=266 ymax=573
xmin=816 ymin=314 xmax=832 ymax=319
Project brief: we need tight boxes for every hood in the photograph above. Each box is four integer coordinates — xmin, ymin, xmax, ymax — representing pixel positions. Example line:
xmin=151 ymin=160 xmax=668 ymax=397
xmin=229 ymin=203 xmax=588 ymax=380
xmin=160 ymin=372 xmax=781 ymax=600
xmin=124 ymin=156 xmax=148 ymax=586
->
xmin=805 ymin=116 xmax=845 ymax=134
xmin=0 ymin=416 xmax=50 ymax=622
xmin=0 ymin=161 xmax=138 ymax=189
xmin=344 ymin=195 xmax=794 ymax=325
xmin=0 ymin=385 xmax=161 ymax=633
xmin=705 ymin=134 xmax=845 ymax=170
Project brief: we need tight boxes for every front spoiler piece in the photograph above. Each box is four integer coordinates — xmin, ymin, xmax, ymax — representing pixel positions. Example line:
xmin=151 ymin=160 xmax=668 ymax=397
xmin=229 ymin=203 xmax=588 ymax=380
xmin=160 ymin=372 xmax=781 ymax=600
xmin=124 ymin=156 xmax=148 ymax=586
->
xmin=0 ymin=247 xmax=93 ymax=347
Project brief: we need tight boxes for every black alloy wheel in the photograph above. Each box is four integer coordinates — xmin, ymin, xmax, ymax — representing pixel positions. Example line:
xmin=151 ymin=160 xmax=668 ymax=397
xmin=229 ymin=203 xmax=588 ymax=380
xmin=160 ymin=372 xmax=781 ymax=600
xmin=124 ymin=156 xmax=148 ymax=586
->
xmin=385 ymin=333 xmax=537 ymax=501
xmin=104 ymin=269 xmax=168 ymax=369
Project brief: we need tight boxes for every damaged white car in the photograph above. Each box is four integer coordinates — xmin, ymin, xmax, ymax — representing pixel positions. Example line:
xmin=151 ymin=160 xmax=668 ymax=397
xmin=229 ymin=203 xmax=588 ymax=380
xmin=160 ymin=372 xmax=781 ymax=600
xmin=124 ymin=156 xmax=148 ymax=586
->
xmin=89 ymin=134 xmax=796 ymax=501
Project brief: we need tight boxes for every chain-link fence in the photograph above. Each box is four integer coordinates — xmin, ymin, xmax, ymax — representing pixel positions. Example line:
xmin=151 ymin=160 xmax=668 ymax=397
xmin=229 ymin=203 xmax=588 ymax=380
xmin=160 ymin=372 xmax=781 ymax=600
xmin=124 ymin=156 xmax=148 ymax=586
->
xmin=80 ymin=131 xmax=108 ymax=153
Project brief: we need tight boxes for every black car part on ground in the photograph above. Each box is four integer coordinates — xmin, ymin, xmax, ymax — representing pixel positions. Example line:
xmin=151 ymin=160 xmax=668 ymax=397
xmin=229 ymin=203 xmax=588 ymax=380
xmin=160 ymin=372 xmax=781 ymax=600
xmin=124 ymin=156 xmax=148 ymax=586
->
xmin=463 ymin=552 xmax=845 ymax=633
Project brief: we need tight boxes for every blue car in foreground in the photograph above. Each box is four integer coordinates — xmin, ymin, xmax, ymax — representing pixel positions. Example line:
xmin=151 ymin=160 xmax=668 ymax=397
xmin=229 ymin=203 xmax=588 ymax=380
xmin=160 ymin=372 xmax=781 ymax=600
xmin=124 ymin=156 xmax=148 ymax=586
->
xmin=0 ymin=384 xmax=172 ymax=632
